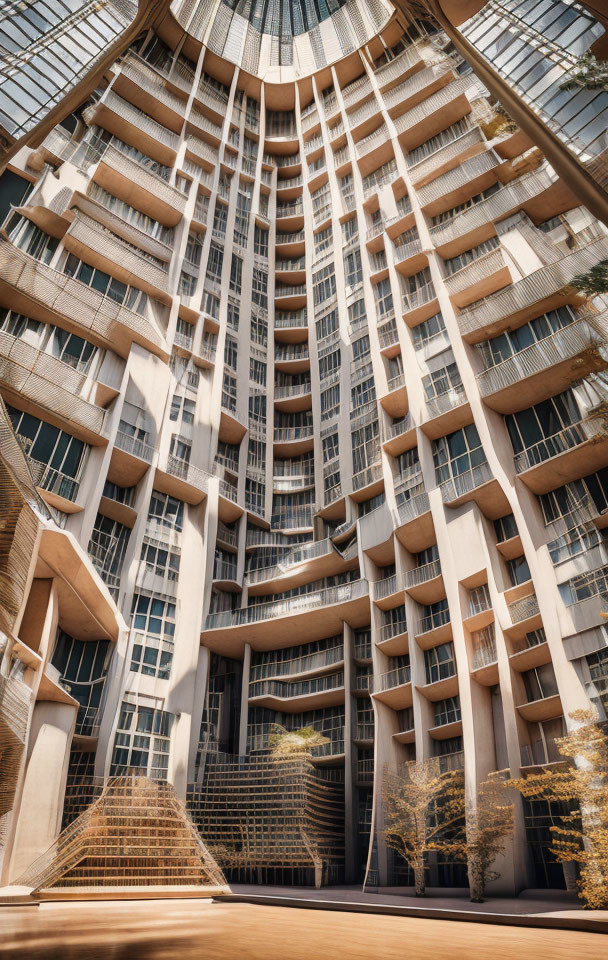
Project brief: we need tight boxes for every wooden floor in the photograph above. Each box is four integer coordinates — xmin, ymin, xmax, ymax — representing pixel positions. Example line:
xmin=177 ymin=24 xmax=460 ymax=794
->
xmin=1 ymin=899 xmax=606 ymax=959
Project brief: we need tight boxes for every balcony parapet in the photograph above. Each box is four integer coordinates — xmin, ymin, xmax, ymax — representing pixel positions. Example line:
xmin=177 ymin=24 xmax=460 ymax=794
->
xmin=118 ymin=56 xmax=187 ymax=122
xmin=443 ymin=247 xmax=511 ymax=300
xmin=457 ymin=237 xmax=608 ymax=341
xmin=393 ymin=77 xmax=471 ymax=143
xmin=408 ymin=127 xmax=485 ymax=184
xmin=204 ymin=578 xmax=368 ymax=630
xmin=115 ymin=429 xmax=155 ymax=463
xmin=383 ymin=62 xmax=453 ymax=113
xmin=0 ymin=331 xmax=106 ymax=439
xmin=477 ymin=318 xmax=606 ymax=400
xmin=508 ymin=593 xmax=540 ymax=625
xmin=424 ymin=384 xmax=467 ymax=421
xmin=0 ymin=242 xmax=167 ymax=360
xmin=248 ymin=671 xmax=344 ymax=702
xmin=244 ymin=538 xmax=334 ymax=585
xmin=93 ymin=92 xmax=179 ymax=154
xmin=430 ymin=167 xmax=557 ymax=250
xmin=66 ymin=213 xmax=170 ymax=296
xmin=417 ymin=150 xmax=500 ymax=210
xmin=372 ymin=664 xmax=412 ymax=694
xmin=96 ymin=144 xmax=187 ymax=222
xmin=405 ymin=558 xmax=442 ymax=590
xmin=397 ymin=490 xmax=431 ymax=524
xmin=438 ymin=460 xmax=493 ymax=504
xmin=26 ymin=455 xmax=81 ymax=503
xmin=249 ymin=644 xmax=343 ymax=681
xmin=352 ymin=462 xmax=383 ymax=492
xmin=513 ymin=418 xmax=605 ymax=476
xmin=375 ymin=45 xmax=424 ymax=87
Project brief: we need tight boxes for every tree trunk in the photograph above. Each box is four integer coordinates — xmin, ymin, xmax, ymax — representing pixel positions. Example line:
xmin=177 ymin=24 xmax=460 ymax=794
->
xmin=468 ymin=860 xmax=485 ymax=903
xmin=414 ymin=863 xmax=425 ymax=897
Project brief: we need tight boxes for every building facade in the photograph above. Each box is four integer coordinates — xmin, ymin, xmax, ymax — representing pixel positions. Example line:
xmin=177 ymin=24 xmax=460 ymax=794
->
xmin=1 ymin=0 xmax=608 ymax=891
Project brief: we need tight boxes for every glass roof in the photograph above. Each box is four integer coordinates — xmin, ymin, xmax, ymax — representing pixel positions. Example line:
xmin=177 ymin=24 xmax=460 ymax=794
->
xmin=171 ymin=0 xmax=393 ymax=78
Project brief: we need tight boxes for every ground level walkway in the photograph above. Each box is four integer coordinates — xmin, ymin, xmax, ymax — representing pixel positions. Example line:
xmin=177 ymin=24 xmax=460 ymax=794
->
xmin=0 ymin=898 xmax=607 ymax=960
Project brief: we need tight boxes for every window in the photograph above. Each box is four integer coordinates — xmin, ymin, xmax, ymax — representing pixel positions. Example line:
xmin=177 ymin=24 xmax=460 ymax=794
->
xmin=64 ymin=254 xmax=150 ymax=315
xmin=51 ymin=631 xmax=109 ymax=736
xmin=169 ymin=394 xmax=195 ymax=425
xmin=433 ymin=424 xmax=487 ymax=485
xmin=111 ymin=700 xmax=173 ymax=778
xmin=351 ymin=378 xmax=376 ymax=410
xmin=348 ymin=298 xmax=366 ymax=330
xmin=250 ymin=311 xmax=268 ymax=346
xmin=423 ymin=361 xmax=463 ymax=402
xmin=227 ymin=301 xmax=240 ymax=331
xmin=9 ymin=215 xmax=58 ymax=263
xmin=321 ymin=383 xmax=340 ymax=420
xmin=140 ymin=542 xmax=180 ymax=581
xmin=344 ymin=247 xmax=362 ymax=287
xmin=132 ymin=593 xmax=176 ymax=639
xmin=230 ymin=253 xmax=243 ymax=293
xmin=49 ymin=327 xmax=97 ymax=372
xmin=425 ymin=641 xmax=456 ymax=684
xmin=352 ymin=334 xmax=370 ymax=363
xmin=252 ymin=267 xmax=268 ymax=307
xmin=8 ymin=405 xmax=86 ymax=489
xmin=508 ymin=554 xmax=532 ymax=586
xmin=184 ymin=230 xmax=204 ymax=268
xmin=206 ymin=241 xmax=224 ymax=282
xmin=319 ymin=349 xmax=341 ymax=381
xmin=313 ymin=263 xmax=336 ymax=307
xmin=316 ymin=308 xmax=338 ymax=341
xmin=250 ymin=358 xmax=267 ymax=386
xmin=412 ymin=312 xmax=446 ymax=350
xmin=147 ymin=490 xmax=184 ymax=531
xmin=434 ymin=696 xmax=461 ymax=727
xmin=374 ymin=276 xmax=393 ymax=318
xmin=323 ymin=432 xmax=339 ymax=463
xmin=224 ymin=336 xmax=238 ymax=370
xmin=505 ymin=389 xmax=583 ymax=459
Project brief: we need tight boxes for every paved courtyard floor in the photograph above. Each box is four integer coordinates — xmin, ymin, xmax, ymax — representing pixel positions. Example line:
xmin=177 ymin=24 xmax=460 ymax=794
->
xmin=0 ymin=898 xmax=606 ymax=960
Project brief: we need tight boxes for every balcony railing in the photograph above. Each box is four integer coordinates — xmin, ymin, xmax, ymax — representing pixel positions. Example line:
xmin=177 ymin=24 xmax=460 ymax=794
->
xmin=379 ymin=619 xmax=408 ymax=643
xmin=248 ymin=671 xmax=344 ymax=700
xmin=204 ymin=579 xmax=368 ymax=629
xmin=115 ymin=430 xmax=155 ymax=463
xmin=27 ymin=457 xmax=81 ymax=502
xmin=217 ymin=521 xmax=238 ymax=547
xmin=166 ymin=455 xmax=210 ymax=493
xmin=424 ymin=384 xmax=466 ymax=420
xmin=408 ymin=127 xmax=484 ymax=183
xmin=477 ymin=318 xmax=604 ymax=397
xmin=352 ymin=462 xmax=383 ymax=491
xmin=417 ymin=608 xmax=450 ymax=636
xmin=373 ymin=574 xmax=399 ymax=600
xmin=213 ymin=560 xmax=238 ymax=581
xmin=249 ymin=644 xmax=343 ymax=681
xmin=513 ymin=418 xmax=603 ymax=475
xmin=417 ymin=150 xmax=500 ymax=208
xmin=457 ymin=237 xmax=608 ymax=338
xmin=273 ymin=425 xmax=314 ymax=443
xmin=471 ymin=635 xmax=498 ymax=671
xmin=508 ymin=593 xmax=539 ymax=625
xmin=393 ymin=77 xmax=469 ymax=139
xmin=356 ymin=758 xmax=374 ymax=782
xmin=356 ymin=722 xmax=375 ymax=740
xmin=372 ymin=664 xmax=411 ymax=692
xmin=402 ymin=280 xmax=436 ymax=315
xmin=438 ymin=460 xmax=493 ymax=503
xmin=397 ymin=490 xmax=430 ymax=524
xmin=430 ymin=167 xmax=557 ymax=247
xmin=405 ymin=558 xmax=441 ymax=589
xmin=443 ymin=247 xmax=509 ymax=298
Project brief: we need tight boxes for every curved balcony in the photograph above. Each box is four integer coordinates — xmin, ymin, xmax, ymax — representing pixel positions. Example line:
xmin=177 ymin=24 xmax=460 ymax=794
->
xmin=456 ymin=237 xmax=608 ymax=343
xmin=383 ymin=62 xmax=454 ymax=121
xmin=65 ymin=214 xmax=170 ymax=299
xmin=185 ymin=135 xmax=219 ymax=170
xmin=383 ymin=414 xmax=417 ymax=457
xmin=417 ymin=150 xmax=500 ymax=218
xmin=273 ymin=380 xmax=312 ymax=414
xmin=422 ymin=384 xmax=470 ymax=439
xmin=395 ymin=490 xmax=434 ymax=554
xmin=404 ymin=558 xmax=443 ymax=604
xmin=187 ymin=107 xmax=223 ymax=145
xmin=0 ymin=243 xmax=167 ymax=361
xmin=87 ymin=92 xmax=179 ymax=166
xmin=371 ymin=664 xmax=412 ymax=709
xmin=352 ymin=462 xmax=384 ymax=500
xmin=373 ymin=574 xmax=402 ymax=606
xmin=114 ymin=55 xmax=187 ymax=132
xmin=275 ymin=343 xmax=310 ymax=373
xmin=26 ymin=456 xmax=82 ymax=511
xmin=0 ymin=332 xmax=106 ymax=442
xmin=402 ymin=281 xmax=439 ymax=327
xmin=92 ymin=144 xmax=187 ymax=227
xmin=376 ymin=45 xmax=425 ymax=90
xmin=443 ymin=247 xmax=515 ymax=309
xmin=111 ymin=428 xmax=155 ymax=486
xmin=429 ymin=167 xmax=558 ymax=258
xmin=342 ymin=74 xmax=372 ymax=108
xmin=250 ymin=645 xmax=344 ymax=686
xmin=393 ymin=237 xmax=426 ymax=277
xmin=155 ymin=453 xmax=210 ymax=506
xmin=272 ymin=473 xmax=314 ymax=492
xmin=202 ymin=579 xmax=370 ymax=657
xmin=408 ymin=127 xmax=486 ymax=188
xmin=274 ymin=310 xmax=308 ymax=344
xmin=376 ymin=619 xmax=409 ymax=656
xmin=273 ymin=424 xmax=314 ymax=456
xmin=394 ymin=77 xmax=471 ymax=152
xmin=415 ymin=608 xmax=451 ymax=650
xmin=506 ymin=593 xmax=542 ymax=640
xmin=274 ymin=283 xmax=307 ymax=310
xmin=356 ymin=124 xmax=392 ymax=174
xmin=476 ymin=317 xmax=607 ymax=414
xmin=248 ymin=670 xmax=344 ymax=711
xmin=513 ymin=418 xmax=608 ymax=495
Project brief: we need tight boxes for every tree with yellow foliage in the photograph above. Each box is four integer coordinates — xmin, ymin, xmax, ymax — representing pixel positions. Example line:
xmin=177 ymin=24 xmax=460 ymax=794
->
xmin=383 ymin=757 xmax=465 ymax=896
xmin=509 ymin=710 xmax=608 ymax=908
xmin=465 ymin=773 xmax=514 ymax=902
xmin=267 ymin=724 xmax=329 ymax=759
